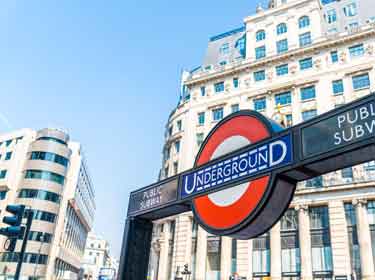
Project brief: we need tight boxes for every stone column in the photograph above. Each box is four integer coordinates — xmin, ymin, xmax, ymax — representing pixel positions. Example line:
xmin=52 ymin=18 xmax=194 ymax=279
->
xmin=353 ymin=199 xmax=375 ymax=280
xmin=158 ymin=221 xmax=171 ymax=280
xmin=184 ymin=216 xmax=193 ymax=266
xmin=195 ymin=226 xmax=207 ymax=280
xmin=328 ymin=201 xmax=352 ymax=279
xmin=221 ymin=237 xmax=232 ymax=280
xmin=270 ymin=222 xmax=282 ymax=280
xmin=236 ymin=240 xmax=251 ymax=278
xmin=248 ymin=240 xmax=253 ymax=280
xmin=296 ymin=204 xmax=313 ymax=280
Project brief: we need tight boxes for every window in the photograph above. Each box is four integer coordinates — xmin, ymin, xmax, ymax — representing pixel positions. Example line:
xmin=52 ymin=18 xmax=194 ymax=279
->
xmin=200 ymin=86 xmax=206 ymax=96
xmin=0 ymin=170 xmax=7 ymax=179
xmin=299 ymin=16 xmax=310 ymax=28
xmin=277 ymin=39 xmax=288 ymax=54
xmin=281 ymin=209 xmax=300 ymax=276
xmin=332 ymin=80 xmax=344 ymax=95
xmin=30 ymin=210 xmax=57 ymax=223
xmin=302 ymin=110 xmax=317 ymax=121
xmin=198 ymin=112 xmax=205 ymax=125
xmin=254 ymin=70 xmax=266 ymax=82
xmin=1 ymin=252 xmax=48 ymax=265
xmin=344 ymin=203 xmax=361 ymax=279
xmin=252 ymin=234 xmax=270 ymax=276
xmin=352 ymin=73 xmax=370 ymax=90
xmin=233 ymin=78 xmax=239 ymax=88
xmin=212 ymin=108 xmax=224 ymax=121
xmin=276 ymin=64 xmax=288 ymax=76
xmin=275 ymin=92 xmax=292 ymax=106
xmin=231 ymin=104 xmax=239 ymax=113
xmin=300 ymin=85 xmax=316 ymax=101
xmin=214 ymin=82 xmax=225 ymax=93
xmin=25 ymin=170 xmax=65 ymax=185
xmin=256 ymin=30 xmax=266 ymax=41
xmin=367 ymin=201 xmax=375 ymax=266
xmin=305 ymin=176 xmax=323 ymax=188
xmin=343 ymin=3 xmax=357 ymax=17
xmin=30 ymin=152 xmax=69 ymax=167
xmin=364 ymin=161 xmax=375 ymax=171
xmin=299 ymin=57 xmax=313 ymax=70
xmin=326 ymin=9 xmax=337 ymax=24
xmin=173 ymin=162 xmax=178 ymax=175
xmin=309 ymin=206 xmax=333 ymax=275
xmin=341 ymin=167 xmax=353 ymax=180
xmin=349 ymin=44 xmax=364 ymax=57
xmin=219 ymin=61 xmax=227 ymax=66
xmin=177 ymin=120 xmax=182 ymax=131
xmin=235 ymin=35 xmax=246 ymax=57
xmin=174 ymin=141 xmax=180 ymax=153
xmin=18 ymin=189 xmax=61 ymax=204
xmin=37 ymin=137 xmax=66 ymax=145
xmin=231 ymin=239 xmax=237 ymax=274
xmin=5 ymin=140 xmax=12 ymax=147
xmin=5 ymin=152 xmax=12 ymax=160
xmin=255 ymin=46 xmax=266 ymax=60
xmin=254 ymin=98 xmax=266 ymax=111
xmin=348 ymin=22 xmax=359 ymax=29
xmin=0 ymin=191 xmax=7 ymax=200
xmin=21 ymin=231 xmax=52 ymax=243
xmin=299 ymin=32 xmax=312 ymax=47
xmin=277 ymin=23 xmax=287 ymax=35
xmin=331 ymin=51 xmax=338 ymax=63
xmin=220 ymin=43 xmax=230 ymax=55
xmin=207 ymin=236 xmax=221 ymax=280
xmin=285 ymin=114 xmax=293 ymax=127
xmin=321 ymin=0 xmax=336 ymax=4
xmin=197 ymin=133 xmax=204 ymax=147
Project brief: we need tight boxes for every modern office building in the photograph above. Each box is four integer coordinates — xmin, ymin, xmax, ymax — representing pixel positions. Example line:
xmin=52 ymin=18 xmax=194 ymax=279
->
xmin=81 ymin=232 xmax=118 ymax=280
xmin=0 ymin=128 xmax=96 ymax=279
xmin=149 ymin=0 xmax=375 ymax=280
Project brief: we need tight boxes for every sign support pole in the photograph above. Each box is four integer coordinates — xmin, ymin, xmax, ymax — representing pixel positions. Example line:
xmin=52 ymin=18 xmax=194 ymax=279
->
xmin=118 ymin=218 xmax=153 ymax=280
xmin=15 ymin=209 xmax=33 ymax=280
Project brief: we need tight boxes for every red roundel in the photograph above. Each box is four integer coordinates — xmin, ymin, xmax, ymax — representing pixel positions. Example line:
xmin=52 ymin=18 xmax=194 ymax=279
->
xmin=192 ymin=115 xmax=271 ymax=231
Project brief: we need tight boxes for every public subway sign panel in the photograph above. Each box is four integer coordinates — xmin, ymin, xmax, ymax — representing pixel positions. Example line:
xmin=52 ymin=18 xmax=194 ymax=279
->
xmin=181 ymin=134 xmax=292 ymax=199
xmin=302 ymin=99 xmax=375 ymax=158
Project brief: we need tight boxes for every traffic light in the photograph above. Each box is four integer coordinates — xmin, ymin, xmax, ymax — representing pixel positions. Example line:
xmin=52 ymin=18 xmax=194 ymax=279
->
xmin=0 ymin=204 xmax=25 ymax=251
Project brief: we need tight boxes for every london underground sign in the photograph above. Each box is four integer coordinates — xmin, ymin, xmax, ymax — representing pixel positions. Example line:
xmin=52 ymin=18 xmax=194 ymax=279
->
xmin=186 ymin=112 xmax=293 ymax=238
xmin=119 ymin=94 xmax=375 ymax=280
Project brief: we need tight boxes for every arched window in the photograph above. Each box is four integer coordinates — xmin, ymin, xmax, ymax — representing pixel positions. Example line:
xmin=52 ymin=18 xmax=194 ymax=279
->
xmin=299 ymin=16 xmax=310 ymax=28
xmin=256 ymin=30 xmax=266 ymax=41
xmin=277 ymin=23 xmax=287 ymax=35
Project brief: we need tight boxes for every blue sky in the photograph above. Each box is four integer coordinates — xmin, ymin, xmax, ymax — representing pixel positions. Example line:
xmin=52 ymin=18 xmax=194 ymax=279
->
xmin=0 ymin=0 xmax=263 ymax=258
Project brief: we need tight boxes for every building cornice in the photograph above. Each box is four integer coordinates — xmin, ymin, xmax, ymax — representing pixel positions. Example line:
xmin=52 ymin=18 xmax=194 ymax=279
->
xmin=244 ymin=0 xmax=319 ymax=24
xmin=184 ymin=27 xmax=375 ymax=87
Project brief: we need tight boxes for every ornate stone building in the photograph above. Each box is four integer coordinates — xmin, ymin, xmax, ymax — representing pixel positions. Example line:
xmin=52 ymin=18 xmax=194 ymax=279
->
xmin=149 ymin=0 xmax=375 ymax=280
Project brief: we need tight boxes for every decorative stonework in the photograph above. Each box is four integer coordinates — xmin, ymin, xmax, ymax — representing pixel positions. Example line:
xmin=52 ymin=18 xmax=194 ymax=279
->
xmin=289 ymin=64 xmax=297 ymax=74
xmin=314 ymin=58 xmax=322 ymax=69
xmin=295 ymin=204 xmax=308 ymax=212
xmin=366 ymin=44 xmax=374 ymax=55
xmin=340 ymin=51 xmax=347 ymax=63
xmin=352 ymin=198 xmax=367 ymax=207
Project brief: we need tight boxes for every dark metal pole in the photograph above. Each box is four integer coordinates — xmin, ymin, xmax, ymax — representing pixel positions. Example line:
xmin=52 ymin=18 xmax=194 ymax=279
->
xmin=117 ymin=218 xmax=153 ymax=280
xmin=14 ymin=210 xmax=33 ymax=280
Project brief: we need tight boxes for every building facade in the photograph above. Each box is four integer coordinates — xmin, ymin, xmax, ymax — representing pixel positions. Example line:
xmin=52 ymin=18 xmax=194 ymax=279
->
xmin=0 ymin=128 xmax=96 ymax=279
xmin=149 ymin=0 xmax=375 ymax=280
xmin=81 ymin=232 xmax=118 ymax=280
